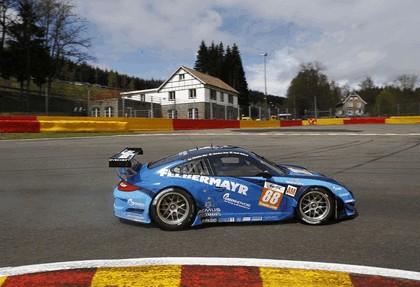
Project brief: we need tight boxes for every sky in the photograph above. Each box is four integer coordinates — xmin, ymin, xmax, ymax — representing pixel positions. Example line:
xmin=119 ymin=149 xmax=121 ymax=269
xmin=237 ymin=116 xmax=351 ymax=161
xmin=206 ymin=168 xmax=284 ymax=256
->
xmin=73 ymin=0 xmax=420 ymax=97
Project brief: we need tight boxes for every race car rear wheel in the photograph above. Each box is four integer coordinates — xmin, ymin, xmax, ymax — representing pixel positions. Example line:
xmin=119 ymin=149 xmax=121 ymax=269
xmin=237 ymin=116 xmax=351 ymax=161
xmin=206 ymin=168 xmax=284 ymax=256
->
xmin=150 ymin=188 xmax=196 ymax=231
xmin=296 ymin=188 xmax=333 ymax=225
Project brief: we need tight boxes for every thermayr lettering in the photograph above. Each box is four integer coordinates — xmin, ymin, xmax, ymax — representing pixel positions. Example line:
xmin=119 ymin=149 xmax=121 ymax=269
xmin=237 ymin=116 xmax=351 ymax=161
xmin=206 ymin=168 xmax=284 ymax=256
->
xmin=159 ymin=169 xmax=248 ymax=195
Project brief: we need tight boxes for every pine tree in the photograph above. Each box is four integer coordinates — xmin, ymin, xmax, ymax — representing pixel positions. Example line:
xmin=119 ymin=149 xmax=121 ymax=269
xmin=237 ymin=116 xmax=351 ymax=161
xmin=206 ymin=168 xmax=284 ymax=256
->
xmin=194 ymin=40 xmax=249 ymax=106
xmin=7 ymin=0 xmax=49 ymax=111
xmin=194 ymin=40 xmax=208 ymax=72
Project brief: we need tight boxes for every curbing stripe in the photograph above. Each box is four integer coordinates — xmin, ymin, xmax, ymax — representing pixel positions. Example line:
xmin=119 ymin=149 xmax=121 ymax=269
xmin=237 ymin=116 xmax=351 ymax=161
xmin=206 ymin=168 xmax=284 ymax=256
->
xmin=91 ymin=266 xmax=181 ymax=287
xmin=181 ymin=265 xmax=262 ymax=287
xmin=1 ymin=268 xmax=96 ymax=287
xmin=0 ymin=258 xmax=419 ymax=281
xmin=260 ymin=268 xmax=354 ymax=287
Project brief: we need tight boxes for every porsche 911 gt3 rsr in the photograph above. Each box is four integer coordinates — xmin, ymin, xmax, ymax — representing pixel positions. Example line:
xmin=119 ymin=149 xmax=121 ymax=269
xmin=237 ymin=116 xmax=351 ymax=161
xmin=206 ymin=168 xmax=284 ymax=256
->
xmin=109 ymin=146 xmax=356 ymax=230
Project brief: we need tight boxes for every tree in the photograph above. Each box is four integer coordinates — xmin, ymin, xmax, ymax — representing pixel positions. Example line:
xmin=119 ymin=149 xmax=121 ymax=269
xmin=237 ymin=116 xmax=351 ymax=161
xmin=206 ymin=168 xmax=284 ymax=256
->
xmin=107 ymin=71 xmax=118 ymax=88
xmin=7 ymin=0 xmax=49 ymax=110
xmin=359 ymin=76 xmax=375 ymax=90
xmin=375 ymin=88 xmax=397 ymax=116
xmin=226 ymin=44 xmax=248 ymax=106
xmin=0 ymin=0 xmax=14 ymax=52
xmin=37 ymin=0 xmax=93 ymax=113
xmin=194 ymin=40 xmax=208 ymax=73
xmin=394 ymin=74 xmax=418 ymax=91
xmin=285 ymin=62 xmax=336 ymax=118
xmin=194 ymin=40 xmax=249 ymax=106
xmin=1 ymin=0 xmax=16 ymax=78
xmin=356 ymin=76 xmax=382 ymax=114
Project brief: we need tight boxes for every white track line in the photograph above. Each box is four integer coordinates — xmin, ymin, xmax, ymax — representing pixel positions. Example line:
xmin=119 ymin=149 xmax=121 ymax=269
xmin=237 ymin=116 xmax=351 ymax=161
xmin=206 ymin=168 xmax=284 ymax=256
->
xmin=0 ymin=258 xmax=419 ymax=281
xmin=116 ymin=132 xmax=420 ymax=137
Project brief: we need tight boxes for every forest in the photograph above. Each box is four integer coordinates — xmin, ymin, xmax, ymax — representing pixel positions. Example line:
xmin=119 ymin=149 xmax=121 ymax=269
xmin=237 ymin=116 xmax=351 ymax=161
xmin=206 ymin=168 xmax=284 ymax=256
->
xmin=1 ymin=0 xmax=419 ymax=117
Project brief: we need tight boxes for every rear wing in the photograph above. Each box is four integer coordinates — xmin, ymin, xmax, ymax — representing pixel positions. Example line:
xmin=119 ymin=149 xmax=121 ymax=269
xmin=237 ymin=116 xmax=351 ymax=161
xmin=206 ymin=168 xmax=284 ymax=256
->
xmin=109 ymin=148 xmax=143 ymax=168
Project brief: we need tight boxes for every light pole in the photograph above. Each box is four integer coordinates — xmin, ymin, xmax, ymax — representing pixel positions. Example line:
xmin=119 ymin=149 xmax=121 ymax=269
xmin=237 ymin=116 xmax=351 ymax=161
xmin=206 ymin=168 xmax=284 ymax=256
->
xmin=260 ymin=53 xmax=268 ymax=96
xmin=260 ymin=52 xmax=268 ymax=119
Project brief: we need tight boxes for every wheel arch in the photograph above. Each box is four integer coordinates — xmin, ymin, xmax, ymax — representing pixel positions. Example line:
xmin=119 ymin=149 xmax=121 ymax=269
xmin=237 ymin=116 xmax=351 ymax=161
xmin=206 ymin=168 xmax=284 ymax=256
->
xmin=151 ymin=185 xmax=197 ymax=208
xmin=149 ymin=185 xmax=198 ymax=230
xmin=295 ymin=185 xmax=337 ymax=224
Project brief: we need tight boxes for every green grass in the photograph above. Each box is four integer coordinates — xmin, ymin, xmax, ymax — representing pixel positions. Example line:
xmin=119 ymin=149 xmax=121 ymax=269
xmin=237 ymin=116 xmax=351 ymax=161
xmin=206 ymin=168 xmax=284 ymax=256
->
xmin=0 ymin=132 xmax=131 ymax=140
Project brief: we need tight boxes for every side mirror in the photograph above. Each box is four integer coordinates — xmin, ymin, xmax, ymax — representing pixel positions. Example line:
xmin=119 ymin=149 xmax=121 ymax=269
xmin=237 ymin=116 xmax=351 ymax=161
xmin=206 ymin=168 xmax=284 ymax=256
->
xmin=262 ymin=170 xmax=272 ymax=179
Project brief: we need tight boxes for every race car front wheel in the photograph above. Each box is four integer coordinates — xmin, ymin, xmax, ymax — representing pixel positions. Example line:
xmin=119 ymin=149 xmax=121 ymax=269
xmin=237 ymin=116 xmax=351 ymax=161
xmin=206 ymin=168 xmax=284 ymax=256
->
xmin=296 ymin=188 xmax=333 ymax=225
xmin=150 ymin=188 xmax=196 ymax=231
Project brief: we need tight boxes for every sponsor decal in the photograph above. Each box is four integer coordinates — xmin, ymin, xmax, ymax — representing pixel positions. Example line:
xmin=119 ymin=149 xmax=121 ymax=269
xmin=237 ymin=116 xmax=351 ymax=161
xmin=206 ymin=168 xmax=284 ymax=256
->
xmin=332 ymin=185 xmax=344 ymax=191
xmin=258 ymin=182 xmax=285 ymax=210
xmin=158 ymin=169 xmax=248 ymax=196
xmin=242 ymin=217 xmax=251 ymax=222
xmin=339 ymin=192 xmax=350 ymax=197
xmin=187 ymin=151 xmax=249 ymax=161
xmin=118 ymin=150 xmax=137 ymax=159
xmin=127 ymin=198 xmax=145 ymax=208
xmin=218 ymin=217 xmax=235 ymax=222
xmin=198 ymin=208 xmax=221 ymax=218
xmin=223 ymin=193 xmax=251 ymax=209
xmin=123 ymin=213 xmax=145 ymax=222
xmin=202 ymin=218 xmax=217 ymax=223
xmin=285 ymin=185 xmax=298 ymax=197
xmin=263 ymin=215 xmax=280 ymax=221
xmin=251 ymin=216 xmax=263 ymax=221
xmin=285 ymin=179 xmax=304 ymax=186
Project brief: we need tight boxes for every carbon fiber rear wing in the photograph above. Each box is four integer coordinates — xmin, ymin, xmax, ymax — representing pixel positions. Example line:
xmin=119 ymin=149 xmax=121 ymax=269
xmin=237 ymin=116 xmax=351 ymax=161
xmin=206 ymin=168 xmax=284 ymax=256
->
xmin=109 ymin=148 xmax=143 ymax=168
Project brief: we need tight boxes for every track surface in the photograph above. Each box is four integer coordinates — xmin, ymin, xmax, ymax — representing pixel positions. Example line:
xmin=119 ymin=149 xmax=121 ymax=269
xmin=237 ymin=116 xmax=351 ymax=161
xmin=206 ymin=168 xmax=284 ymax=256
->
xmin=0 ymin=125 xmax=419 ymax=272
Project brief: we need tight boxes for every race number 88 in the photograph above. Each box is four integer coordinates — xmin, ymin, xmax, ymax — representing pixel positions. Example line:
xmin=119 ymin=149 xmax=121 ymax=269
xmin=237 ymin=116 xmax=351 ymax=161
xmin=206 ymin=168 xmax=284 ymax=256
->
xmin=262 ymin=189 xmax=282 ymax=204
xmin=258 ymin=187 xmax=284 ymax=210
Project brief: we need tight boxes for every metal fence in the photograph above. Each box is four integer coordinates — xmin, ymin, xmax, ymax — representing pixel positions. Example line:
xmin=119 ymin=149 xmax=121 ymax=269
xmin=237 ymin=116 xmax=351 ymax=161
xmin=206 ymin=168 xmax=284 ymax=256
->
xmin=372 ymin=102 xmax=420 ymax=117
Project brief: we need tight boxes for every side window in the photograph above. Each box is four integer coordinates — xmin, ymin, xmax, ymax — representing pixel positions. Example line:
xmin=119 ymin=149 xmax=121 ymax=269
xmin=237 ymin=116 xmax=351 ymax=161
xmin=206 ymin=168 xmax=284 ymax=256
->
xmin=212 ymin=155 xmax=264 ymax=177
xmin=172 ymin=159 xmax=210 ymax=175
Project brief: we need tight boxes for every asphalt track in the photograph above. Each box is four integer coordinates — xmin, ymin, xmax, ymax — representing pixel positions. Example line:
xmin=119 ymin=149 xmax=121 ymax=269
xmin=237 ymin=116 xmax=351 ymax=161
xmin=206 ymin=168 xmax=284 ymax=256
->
xmin=0 ymin=124 xmax=419 ymax=285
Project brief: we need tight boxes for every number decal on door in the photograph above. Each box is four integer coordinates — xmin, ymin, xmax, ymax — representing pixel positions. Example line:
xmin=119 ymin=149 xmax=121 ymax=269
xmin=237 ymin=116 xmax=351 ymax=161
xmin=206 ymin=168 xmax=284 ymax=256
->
xmin=258 ymin=182 xmax=285 ymax=210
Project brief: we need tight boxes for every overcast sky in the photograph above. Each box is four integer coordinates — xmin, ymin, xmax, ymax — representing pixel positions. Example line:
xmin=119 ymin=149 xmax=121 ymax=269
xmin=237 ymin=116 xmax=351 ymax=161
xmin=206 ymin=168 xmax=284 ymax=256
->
xmin=73 ymin=0 xmax=420 ymax=97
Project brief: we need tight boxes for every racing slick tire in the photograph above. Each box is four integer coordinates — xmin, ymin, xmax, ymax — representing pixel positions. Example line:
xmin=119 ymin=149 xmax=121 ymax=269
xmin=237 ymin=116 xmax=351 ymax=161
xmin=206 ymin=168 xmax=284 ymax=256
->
xmin=296 ymin=187 xmax=334 ymax=225
xmin=150 ymin=188 xmax=196 ymax=231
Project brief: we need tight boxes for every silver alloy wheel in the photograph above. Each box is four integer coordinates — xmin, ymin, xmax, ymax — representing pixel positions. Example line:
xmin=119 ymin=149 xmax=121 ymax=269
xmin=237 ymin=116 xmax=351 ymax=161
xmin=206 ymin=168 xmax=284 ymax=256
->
xmin=156 ymin=192 xmax=190 ymax=225
xmin=299 ymin=190 xmax=331 ymax=223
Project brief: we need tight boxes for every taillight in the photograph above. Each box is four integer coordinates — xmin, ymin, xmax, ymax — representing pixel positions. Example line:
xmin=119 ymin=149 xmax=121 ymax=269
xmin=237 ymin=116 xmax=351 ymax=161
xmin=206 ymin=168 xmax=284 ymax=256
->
xmin=118 ymin=181 xmax=138 ymax=192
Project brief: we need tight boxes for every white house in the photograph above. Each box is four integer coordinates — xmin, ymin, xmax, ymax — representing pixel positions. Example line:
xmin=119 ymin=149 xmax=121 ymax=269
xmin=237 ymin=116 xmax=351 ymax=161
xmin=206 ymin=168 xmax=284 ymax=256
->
xmin=336 ymin=92 xmax=368 ymax=117
xmin=120 ymin=66 xmax=240 ymax=119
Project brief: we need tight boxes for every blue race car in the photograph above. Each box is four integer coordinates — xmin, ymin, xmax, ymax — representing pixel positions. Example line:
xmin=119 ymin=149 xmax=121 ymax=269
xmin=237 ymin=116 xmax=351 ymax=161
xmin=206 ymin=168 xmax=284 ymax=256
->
xmin=109 ymin=146 xmax=356 ymax=231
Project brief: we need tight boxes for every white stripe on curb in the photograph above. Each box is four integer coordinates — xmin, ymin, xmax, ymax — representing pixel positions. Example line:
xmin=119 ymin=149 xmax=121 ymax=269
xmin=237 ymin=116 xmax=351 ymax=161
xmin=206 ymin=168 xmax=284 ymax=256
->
xmin=0 ymin=257 xmax=419 ymax=281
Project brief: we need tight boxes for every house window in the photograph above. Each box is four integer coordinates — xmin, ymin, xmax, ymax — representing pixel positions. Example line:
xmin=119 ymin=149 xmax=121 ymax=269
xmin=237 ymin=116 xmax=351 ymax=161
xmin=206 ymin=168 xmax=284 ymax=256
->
xmin=179 ymin=74 xmax=185 ymax=81
xmin=169 ymin=91 xmax=176 ymax=101
xmin=105 ymin=106 xmax=113 ymax=117
xmin=188 ymin=108 xmax=198 ymax=119
xmin=167 ymin=109 xmax=177 ymax=119
xmin=220 ymin=93 xmax=224 ymax=102
xmin=210 ymin=89 xmax=217 ymax=100
xmin=189 ymin=89 xmax=197 ymax=99
xmin=91 ymin=107 xmax=100 ymax=117
xmin=228 ymin=94 xmax=234 ymax=104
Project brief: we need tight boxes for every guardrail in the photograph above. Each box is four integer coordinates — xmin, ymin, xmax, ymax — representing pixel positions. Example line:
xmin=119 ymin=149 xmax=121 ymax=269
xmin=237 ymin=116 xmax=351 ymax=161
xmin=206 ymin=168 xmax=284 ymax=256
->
xmin=1 ymin=116 xmax=419 ymax=133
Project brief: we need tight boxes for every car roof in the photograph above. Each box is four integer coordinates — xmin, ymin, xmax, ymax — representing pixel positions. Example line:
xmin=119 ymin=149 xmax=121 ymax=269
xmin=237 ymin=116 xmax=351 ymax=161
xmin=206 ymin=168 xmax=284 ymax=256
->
xmin=180 ymin=145 xmax=250 ymax=159
xmin=147 ymin=145 xmax=250 ymax=169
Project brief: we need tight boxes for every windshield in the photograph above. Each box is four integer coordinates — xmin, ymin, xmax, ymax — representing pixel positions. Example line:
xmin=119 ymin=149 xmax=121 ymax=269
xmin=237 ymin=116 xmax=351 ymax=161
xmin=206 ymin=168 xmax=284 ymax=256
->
xmin=251 ymin=151 xmax=288 ymax=175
